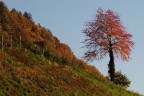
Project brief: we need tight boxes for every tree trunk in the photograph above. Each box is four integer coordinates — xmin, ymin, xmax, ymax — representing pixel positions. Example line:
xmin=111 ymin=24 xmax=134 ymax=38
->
xmin=108 ymin=49 xmax=115 ymax=82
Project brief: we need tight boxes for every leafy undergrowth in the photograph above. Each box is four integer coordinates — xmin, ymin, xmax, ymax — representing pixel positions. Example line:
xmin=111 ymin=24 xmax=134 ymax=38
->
xmin=0 ymin=49 xmax=141 ymax=96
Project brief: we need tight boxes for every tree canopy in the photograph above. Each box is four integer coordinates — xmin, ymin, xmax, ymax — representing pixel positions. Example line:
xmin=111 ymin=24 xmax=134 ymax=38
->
xmin=82 ymin=8 xmax=134 ymax=81
xmin=83 ymin=8 xmax=134 ymax=62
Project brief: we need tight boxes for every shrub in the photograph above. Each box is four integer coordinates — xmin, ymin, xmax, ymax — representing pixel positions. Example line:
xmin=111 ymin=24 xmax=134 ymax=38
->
xmin=114 ymin=71 xmax=131 ymax=88
xmin=106 ymin=71 xmax=131 ymax=88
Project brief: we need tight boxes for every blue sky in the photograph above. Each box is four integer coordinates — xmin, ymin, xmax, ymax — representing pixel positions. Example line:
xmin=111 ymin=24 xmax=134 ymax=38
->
xmin=4 ymin=0 xmax=144 ymax=94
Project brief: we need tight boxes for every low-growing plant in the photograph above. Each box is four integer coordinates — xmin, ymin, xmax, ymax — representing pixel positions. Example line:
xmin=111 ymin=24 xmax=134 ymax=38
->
xmin=106 ymin=71 xmax=131 ymax=88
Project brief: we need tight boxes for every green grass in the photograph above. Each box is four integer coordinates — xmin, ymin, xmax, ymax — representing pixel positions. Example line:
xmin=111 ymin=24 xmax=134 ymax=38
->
xmin=0 ymin=49 xmax=141 ymax=96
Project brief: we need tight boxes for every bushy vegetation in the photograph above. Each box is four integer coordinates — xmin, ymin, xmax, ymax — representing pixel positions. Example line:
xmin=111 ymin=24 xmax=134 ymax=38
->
xmin=114 ymin=71 xmax=131 ymax=88
xmin=0 ymin=1 xmax=141 ymax=96
xmin=106 ymin=71 xmax=131 ymax=88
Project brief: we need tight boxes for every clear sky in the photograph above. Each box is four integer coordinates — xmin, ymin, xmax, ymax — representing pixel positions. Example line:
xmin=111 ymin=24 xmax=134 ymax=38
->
xmin=4 ymin=0 xmax=144 ymax=94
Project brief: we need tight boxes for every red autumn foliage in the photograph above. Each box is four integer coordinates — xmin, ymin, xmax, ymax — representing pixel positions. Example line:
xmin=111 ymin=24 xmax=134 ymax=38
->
xmin=83 ymin=8 xmax=134 ymax=62
xmin=83 ymin=8 xmax=134 ymax=81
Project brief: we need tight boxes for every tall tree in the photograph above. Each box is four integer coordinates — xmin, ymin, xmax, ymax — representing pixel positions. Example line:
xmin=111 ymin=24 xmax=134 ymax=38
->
xmin=0 ymin=1 xmax=10 ymax=31
xmin=23 ymin=11 xmax=32 ymax=21
xmin=82 ymin=8 xmax=134 ymax=82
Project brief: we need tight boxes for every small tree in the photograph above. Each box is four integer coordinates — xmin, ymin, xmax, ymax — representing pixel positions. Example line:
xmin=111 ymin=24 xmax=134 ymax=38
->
xmin=82 ymin=8 xmax=134 ymax=82
xmin=114 ymin=71 xmax=131 ymax=88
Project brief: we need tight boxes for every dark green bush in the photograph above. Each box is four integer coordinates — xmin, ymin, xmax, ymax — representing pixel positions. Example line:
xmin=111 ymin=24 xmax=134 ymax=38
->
xmin=114 ymin=71 xmax=131 ymax=88
xmin=106 ymin=71 xmax=131 ymax=88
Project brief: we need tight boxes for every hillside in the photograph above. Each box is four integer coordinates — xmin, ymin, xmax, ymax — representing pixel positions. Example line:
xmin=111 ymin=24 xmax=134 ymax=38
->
xmin=0 ymin=1 xmax=141 ymax=96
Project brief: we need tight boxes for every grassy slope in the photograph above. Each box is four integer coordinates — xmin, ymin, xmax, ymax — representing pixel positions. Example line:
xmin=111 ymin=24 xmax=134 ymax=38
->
xmin=0 ymin=49 xmax=141 ymax=96
xmin=0 ymin=1 xmax=141 ymax=95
